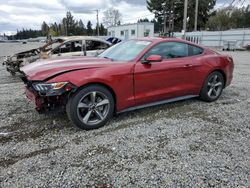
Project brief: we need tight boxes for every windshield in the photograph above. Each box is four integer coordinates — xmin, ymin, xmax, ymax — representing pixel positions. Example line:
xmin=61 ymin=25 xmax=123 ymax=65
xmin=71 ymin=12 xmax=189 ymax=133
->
xmin=98 ymin=40 xmax=151 ymax=61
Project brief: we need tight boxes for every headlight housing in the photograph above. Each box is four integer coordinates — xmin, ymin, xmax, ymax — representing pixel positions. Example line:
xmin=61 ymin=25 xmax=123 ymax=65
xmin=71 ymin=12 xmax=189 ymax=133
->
xmin=32 ymin=82 xmax=71 ymax=96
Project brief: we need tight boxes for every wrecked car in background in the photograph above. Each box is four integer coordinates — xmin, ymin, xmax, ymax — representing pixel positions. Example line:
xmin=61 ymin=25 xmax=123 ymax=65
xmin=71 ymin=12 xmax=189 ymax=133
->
xmin=106 ymin=37 xmax=122 ymax=45
xmin=3 ymin=36 xmax=112 ymax=75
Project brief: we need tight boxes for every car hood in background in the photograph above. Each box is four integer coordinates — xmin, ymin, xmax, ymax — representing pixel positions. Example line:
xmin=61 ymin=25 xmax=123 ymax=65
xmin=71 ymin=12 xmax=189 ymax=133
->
xmin=21 ymin=56 xmax=114 ymax=81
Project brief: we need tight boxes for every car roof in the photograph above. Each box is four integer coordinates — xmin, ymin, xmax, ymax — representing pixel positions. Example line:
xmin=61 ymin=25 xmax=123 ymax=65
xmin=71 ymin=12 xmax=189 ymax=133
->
xmin=134 ymin=37 xmax=204 ymax=48
xmin=134 ymin=37 xmax=186 ymax=42
xmin=59 ymin=36 xmax=111 ymax=44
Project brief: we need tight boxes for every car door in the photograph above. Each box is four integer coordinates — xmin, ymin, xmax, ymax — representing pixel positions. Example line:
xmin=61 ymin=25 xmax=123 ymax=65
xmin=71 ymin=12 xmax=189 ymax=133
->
xmin=134 ymin=41 xmax=203 ymax=105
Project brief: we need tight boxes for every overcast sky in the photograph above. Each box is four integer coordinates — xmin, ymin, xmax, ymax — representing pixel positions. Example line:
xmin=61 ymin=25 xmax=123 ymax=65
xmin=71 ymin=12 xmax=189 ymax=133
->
xmin=0 ymin=0 xmax=249 ymax=35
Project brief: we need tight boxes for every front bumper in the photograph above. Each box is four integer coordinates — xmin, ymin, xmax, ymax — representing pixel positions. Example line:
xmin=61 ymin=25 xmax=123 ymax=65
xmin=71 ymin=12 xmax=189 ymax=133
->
xmin=23 ymin=77 xmax=76 ymax=113
xmin=25 ymin=86 xmax=44 ymax=111
xmin=25 ymin=86 xmax=70 ymax=113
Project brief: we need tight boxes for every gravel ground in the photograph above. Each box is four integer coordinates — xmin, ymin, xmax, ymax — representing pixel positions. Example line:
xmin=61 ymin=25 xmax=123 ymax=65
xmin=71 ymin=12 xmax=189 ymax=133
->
xmin=0 ymin=43 xmax=249 ymax=187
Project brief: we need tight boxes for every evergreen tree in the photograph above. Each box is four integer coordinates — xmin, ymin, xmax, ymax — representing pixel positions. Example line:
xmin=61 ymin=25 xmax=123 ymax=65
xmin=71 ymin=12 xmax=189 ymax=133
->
xmin=99 ymin=24 xmax=106 ymax=36
xmin=58 ymin=23 xmax=64 ymax=36
xmin=205 ymin=7 xmax=250 ymax=31
xmin=61 ymin=11 xmax=77 ymax=36
xmin=41 ymin=21 xmax=49 ymax=36
xmin=78 ymin=19 xmax=86 ymax=35
xmin=147 ymin=0 xmax=216 ymax=32
xmin=50 ymin=22 xmax=59 ymax=36
xmin=138 ymin=18 xmax=149 ymax=22
xmin=87 ymin=21 xmax=93 ymax=36
xmin=11 ymin=11 xmax=108 ymax=39
xmin=151 ymin=19 xmax=161 ymax=33
xmin=66 ymin=11 xmax=77 ymax=35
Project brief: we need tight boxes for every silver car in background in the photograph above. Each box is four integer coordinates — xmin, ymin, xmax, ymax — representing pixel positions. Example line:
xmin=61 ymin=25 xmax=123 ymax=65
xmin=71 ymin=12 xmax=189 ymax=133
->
xmin=3 ymin=36 xmax=112 ymax=75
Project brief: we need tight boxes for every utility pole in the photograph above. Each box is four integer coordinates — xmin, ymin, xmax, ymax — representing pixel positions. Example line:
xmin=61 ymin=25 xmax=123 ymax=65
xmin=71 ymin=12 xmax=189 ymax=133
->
xmin=96 ymin=10 xmax=100 ymax=36
xmin=170 ymin=1 xmax=175 ymax=36
xmin=194 ymin=0 xmax=199 ymax=31
xmin=162 ymin=2 xmax=167 ymax=35
xmin=183 ymin=0 xmax=188 ymax=34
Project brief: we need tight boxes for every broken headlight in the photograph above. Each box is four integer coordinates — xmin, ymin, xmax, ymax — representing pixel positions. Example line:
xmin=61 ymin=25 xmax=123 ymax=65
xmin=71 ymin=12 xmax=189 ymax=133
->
xmin=32 ymin=82 xmax=71 ymax=95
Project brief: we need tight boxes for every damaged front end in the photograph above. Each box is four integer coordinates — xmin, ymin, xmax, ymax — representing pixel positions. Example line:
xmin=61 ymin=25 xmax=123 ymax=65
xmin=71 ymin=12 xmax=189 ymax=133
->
xmin=21 ymin=74 xmax=77 ymax=113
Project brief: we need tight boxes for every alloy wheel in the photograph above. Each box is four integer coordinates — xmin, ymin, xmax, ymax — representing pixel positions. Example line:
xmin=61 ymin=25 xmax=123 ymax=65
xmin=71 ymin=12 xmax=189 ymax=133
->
xmin=77 ymin=91 xmax=110 ymax=126
xmin=207 ymin=74 xmax=223 ymax=99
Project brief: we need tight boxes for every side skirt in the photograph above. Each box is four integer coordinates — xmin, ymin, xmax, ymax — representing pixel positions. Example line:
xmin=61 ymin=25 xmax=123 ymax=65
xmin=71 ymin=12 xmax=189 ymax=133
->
xmin=118 ymin=95 xmax=198 ymax=114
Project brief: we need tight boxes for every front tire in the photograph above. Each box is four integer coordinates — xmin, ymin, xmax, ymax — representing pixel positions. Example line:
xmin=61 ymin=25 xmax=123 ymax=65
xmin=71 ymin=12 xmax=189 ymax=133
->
xmin=200 ymin=71 xmax=224 ymax=102
xmin=66 ymin=85 xmax=114 ymax=130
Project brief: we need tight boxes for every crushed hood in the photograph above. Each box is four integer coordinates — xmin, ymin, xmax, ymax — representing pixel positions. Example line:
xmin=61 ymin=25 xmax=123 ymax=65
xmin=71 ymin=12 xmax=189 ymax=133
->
xmin=21 ymin=56 xmax=113 ymax=81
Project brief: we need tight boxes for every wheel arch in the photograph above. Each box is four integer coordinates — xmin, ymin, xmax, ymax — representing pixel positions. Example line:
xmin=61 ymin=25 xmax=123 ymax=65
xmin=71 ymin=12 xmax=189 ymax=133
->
xmin=73 ymin=82 xmax=117 ymax=112
xmin=204 ymin=69 xmax=227 ymax=88
xmin=210 ymin=69 xmax=227 ymax=88
xmin=199 ymin=69 xmax=227 ymax=95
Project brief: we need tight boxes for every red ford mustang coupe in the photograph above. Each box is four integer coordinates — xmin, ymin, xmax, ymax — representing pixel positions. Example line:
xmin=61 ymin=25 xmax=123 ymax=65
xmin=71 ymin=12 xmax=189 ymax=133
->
xmin=21 ymin=38 xmax=234 ymax=130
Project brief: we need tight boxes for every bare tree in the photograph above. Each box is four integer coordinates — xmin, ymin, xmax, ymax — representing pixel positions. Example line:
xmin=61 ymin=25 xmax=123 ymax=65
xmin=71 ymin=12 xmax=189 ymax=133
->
xmin=103 ymin=8 xmax=122 ymax=27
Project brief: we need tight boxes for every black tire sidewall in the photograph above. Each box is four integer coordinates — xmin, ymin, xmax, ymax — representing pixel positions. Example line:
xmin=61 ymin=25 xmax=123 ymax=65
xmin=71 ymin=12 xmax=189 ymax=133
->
xmin=66 ymin=85 xmax=114 ymax=130
xmin=200 ymin=71 xmax=224 ymax=102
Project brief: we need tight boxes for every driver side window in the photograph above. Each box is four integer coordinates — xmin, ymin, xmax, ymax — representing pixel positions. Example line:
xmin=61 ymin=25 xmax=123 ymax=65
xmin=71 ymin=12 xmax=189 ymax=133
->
xmin=143 ymin=42 xmax=188 ymax=60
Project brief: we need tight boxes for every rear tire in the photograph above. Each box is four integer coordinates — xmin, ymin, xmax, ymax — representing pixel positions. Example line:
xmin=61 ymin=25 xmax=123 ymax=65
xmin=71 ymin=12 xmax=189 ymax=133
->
xmin=200 ymin=71 xmax=224 ymax=102
xmin=66 ymin=85 xmax=114 ymax=130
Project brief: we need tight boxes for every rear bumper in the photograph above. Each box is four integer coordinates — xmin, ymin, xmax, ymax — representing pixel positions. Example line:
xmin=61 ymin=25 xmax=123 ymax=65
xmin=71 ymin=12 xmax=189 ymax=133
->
xmin=225 ymin=60 xmax=234 ymax=87
xmin=226 ymin=74 xmax=233 ymax=87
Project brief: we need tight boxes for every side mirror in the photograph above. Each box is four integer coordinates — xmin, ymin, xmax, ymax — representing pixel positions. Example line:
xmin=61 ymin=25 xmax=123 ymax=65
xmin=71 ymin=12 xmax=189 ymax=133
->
xmin=142 ymin=55 xmax=162 ymax=64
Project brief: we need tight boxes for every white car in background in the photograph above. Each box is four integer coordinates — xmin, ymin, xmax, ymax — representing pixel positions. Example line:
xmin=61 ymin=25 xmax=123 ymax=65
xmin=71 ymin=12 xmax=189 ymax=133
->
xmin=48 ymin=36 xmax=111 ymax=58
xmin=3 ymin=36 xmax=112 ymax=75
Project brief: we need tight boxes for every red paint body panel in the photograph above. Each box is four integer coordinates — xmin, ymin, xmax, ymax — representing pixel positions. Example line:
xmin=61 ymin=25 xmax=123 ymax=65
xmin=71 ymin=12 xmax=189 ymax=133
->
xmin=21 ymin=38 xmax=234 ymax=113
xmin=48 ymin=63 xmax=136 ymax=111
xmin=134 ymin=55 xmax=204 ymax=105
xmin=21 ymin=57 xmax=114 ymax=81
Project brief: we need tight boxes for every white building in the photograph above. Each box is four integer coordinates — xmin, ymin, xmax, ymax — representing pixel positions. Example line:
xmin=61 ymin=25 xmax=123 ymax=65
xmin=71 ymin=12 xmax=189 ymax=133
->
xmin=107 ymin=22 xmax=154 ymax=40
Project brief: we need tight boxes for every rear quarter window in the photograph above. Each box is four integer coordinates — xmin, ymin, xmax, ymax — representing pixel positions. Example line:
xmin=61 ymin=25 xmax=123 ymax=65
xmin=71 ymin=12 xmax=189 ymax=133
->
xmin=188 ymin=45 xmax=204 ymax=56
